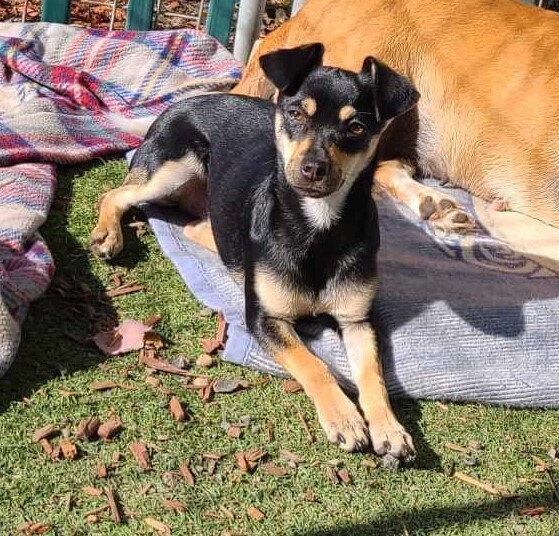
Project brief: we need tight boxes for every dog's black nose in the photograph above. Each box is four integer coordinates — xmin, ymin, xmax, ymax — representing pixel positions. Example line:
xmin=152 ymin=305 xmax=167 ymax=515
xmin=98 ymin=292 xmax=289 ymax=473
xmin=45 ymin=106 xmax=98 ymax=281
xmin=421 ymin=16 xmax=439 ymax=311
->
xmin=301 ymin=158 xmax=329 ymax=181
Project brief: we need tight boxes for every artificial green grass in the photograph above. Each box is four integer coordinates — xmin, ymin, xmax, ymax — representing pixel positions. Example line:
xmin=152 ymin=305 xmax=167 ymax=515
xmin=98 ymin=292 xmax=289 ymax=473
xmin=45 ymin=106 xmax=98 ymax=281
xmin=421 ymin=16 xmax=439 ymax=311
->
xmin=1 ymin=158 xmax=558 ymax=536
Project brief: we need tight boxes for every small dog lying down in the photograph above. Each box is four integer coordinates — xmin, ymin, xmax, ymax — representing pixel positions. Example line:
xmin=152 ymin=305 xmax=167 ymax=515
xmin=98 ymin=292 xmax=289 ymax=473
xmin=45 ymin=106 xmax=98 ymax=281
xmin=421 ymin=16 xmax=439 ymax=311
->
xmin=91 ymin=44 xmax=419 ymax=464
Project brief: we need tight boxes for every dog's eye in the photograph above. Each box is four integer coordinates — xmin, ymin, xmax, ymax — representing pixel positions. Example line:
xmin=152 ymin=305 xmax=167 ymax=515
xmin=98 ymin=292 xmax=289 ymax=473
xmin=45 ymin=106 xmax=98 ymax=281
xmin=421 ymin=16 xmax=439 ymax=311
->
xmin=288 ymin=109 xmax=303 ymax=121
xmin=348 ymin=122 xmax=366 ymax=136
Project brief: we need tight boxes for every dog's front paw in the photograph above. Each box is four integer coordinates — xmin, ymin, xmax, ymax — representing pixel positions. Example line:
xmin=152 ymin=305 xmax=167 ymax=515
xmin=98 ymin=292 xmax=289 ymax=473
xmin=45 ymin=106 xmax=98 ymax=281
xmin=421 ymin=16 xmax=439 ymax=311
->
xmin=369 ymin=418 xmax=415 ymax=468
xmin=419 ymin=196 xmax=477 ymax=234
xmin=90 ymin=224 xmax=123 ymax=260
xmin=316 ymin=396 xmax=370 ymax=452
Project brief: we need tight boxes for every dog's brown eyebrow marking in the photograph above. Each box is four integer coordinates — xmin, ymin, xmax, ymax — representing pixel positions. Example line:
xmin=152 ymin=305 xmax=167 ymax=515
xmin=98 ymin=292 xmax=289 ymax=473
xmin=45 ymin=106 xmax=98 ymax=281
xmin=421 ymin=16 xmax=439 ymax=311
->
xmin=339 ymin=105 xmax=356 ymax=122
xmin=301 ymin=98 xmax=317 ymax=117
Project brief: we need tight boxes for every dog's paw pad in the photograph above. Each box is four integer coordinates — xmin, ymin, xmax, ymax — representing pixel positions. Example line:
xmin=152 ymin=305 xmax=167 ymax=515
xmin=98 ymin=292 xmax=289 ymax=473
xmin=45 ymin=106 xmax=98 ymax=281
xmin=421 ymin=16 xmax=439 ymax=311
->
xmin=370 ymin=420 xmax=416 ymax=466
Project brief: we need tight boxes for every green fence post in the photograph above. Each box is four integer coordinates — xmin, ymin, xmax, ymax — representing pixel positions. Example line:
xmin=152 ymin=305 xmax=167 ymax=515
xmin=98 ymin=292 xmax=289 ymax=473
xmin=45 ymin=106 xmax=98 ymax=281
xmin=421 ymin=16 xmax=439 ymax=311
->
xmin=126 ymin=0 xmax=156 ymax=30
xmin=206 ymin=0 xmax=236 ymax=46
xmin=41 ymin=0 xmax=71 ymax=23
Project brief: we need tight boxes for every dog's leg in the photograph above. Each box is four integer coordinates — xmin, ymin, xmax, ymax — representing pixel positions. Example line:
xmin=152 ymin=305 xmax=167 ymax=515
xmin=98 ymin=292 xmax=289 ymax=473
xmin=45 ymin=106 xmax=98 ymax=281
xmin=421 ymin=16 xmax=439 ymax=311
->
xmin=91 ymin=157 xmax=205 ymax=259
xmin=183 ymin=219 xmax=217 ymax=252
xmin=374 ymin=160 xmax=477 ymax=233
xmin=341 ymin=321 xmax=415 ymax=466
xmin=258 ymin=316 xmax=369 ymax=451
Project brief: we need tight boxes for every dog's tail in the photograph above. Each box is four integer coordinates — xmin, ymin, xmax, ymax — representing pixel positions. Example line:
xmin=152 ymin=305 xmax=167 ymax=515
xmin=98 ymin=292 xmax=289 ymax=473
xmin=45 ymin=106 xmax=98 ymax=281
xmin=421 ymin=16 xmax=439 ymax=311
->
xmin=107 ymin=113 xmax=157 ymax=137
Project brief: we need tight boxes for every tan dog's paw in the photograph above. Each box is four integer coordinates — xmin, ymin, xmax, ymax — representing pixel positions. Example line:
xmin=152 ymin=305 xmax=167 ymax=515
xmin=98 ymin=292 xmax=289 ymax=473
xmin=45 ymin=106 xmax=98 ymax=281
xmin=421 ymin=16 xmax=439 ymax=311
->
xmin=419 ymin=195 xmax=477 ymax=234
xmin=316 ymin=396 xmax=370 ymax=452
xmin=90 ymin=224 xmax=123 ymax=260
xmin=369 ymin=418 xmax=415 ymax=468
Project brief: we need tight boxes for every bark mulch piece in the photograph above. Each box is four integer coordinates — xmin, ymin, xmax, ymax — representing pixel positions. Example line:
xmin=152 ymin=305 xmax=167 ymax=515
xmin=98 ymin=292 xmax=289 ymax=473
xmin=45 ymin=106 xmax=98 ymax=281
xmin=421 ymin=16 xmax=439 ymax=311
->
xmin=75 ymin=417 xmax=101 ymax=441
xmin=282 ymin=379 xmax=303 ymax=394
xmin=60 ymin=438 xmax=78 ymax=460
xmin=247 ymin=506 xmax=265 ymax=521
xmin=32 ymin=424 xmax=59 ymax=443
xmin=144 ymin=517 xmax=170 ymax=534
xmin=129 ymin=442 xmax=152 ymax=472
xmin=162 ymin=499 xmax=186 ymax=513
xmin=98 ymin=416 xmax=123 ymax=440
xmin=179 ymin=460 xmax=196 ymax=487
xmin=169 ymin=396 xmax=187 ymax=421
xmin=105 ymin=487 xmax=123 ymax=524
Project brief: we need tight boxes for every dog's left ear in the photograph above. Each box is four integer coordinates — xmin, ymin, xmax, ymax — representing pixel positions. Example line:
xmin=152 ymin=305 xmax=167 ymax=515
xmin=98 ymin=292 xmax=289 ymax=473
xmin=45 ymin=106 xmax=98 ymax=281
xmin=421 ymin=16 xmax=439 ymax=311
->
xmin=260 ymin=43 xmax=324 ymax=95
xmin=362 ymin=57 xmax=420 ymax=122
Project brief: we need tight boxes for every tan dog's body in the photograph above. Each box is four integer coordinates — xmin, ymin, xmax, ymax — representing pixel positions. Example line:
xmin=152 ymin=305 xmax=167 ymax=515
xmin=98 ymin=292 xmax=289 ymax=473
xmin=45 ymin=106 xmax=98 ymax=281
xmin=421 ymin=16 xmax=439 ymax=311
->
xmin=233 ymin=0 xmax=559 ymax=228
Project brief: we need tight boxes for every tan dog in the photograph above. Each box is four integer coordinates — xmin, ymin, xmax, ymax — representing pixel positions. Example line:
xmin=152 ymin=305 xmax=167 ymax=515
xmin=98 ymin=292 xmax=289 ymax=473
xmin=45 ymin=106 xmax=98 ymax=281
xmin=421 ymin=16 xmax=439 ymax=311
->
xmin=233 ymin=0 xmax=559 ymax=230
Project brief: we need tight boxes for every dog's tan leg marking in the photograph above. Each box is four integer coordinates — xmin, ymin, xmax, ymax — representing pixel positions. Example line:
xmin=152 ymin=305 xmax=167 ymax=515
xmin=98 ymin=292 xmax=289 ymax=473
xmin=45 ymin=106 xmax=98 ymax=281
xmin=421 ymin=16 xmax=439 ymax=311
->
xmin=374 ymin=160 xmax=477 ymax=233
xmin=91 ymin=156 xmax=205 ymax=259
xmin=341 ymin=322 xmax=415 ymax=464
xmin=266 ymin=318 xmax=369 ymax=451
xmin=183 ymin=219 xmax=217 ymax=252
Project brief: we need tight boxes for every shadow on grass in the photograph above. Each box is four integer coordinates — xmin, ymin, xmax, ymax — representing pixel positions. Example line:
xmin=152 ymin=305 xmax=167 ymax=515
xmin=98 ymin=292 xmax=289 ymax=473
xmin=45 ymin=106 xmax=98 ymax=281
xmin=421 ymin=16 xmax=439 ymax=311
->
xmin=0 ymin=161 xmax=148 ymax=412
xmin=300 ymin=489 xmax=556 ymax=535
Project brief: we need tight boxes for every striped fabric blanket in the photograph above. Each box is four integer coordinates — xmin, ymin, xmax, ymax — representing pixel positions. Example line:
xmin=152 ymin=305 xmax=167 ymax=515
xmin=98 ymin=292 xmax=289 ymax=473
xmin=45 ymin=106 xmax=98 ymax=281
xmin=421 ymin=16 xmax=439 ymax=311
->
xmin=0 ymin=23 xmax=241 ymax=376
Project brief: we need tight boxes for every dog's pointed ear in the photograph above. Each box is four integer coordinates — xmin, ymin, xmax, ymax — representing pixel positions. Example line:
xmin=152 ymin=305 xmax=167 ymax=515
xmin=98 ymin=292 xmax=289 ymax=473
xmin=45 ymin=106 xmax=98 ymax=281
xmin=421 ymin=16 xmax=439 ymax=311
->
xmin=362 ymin=57 xmax=420 ymax=121
xmin=259 ymin=43 xmax=324 ymax=95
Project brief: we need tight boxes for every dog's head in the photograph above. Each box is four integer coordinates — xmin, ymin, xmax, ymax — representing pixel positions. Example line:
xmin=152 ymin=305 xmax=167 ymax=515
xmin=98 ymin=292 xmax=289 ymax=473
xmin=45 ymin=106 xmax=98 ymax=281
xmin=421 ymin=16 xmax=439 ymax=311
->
xmin=259 ymin=43 xmax=419 ymax=198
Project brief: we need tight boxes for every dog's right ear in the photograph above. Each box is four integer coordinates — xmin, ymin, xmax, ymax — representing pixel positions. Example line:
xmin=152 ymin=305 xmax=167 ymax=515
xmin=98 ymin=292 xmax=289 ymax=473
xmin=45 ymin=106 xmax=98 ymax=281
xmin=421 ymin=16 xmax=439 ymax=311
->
xmin=259 ymin=43 xmax=324 ymax=95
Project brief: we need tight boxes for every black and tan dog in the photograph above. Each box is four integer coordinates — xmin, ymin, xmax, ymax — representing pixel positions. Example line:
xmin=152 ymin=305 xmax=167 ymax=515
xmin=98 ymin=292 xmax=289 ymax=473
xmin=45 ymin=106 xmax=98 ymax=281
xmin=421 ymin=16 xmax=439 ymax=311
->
xmin=91 ymin=44 xmax=419 ymax=463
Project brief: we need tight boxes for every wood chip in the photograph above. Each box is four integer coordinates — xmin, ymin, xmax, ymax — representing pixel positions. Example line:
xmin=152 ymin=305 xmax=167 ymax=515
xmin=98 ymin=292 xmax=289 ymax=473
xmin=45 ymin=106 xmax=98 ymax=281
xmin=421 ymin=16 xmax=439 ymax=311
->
xmin=90 ymin=380 xmax=120 ymax=391
xmin=519 ymin=506 xmax=547 ymax=517
xmin=213 ymin=378 xmax=249 ymax=394
xmin=247 ymin=506 xmax=265 ymax=521
xmin=444 ymin=442 xmax=470 ymax=454
xmin=282 ymin=379 xmax=303 ymax=393
xmin=144 ymin=331 xmax=165 ymax=350
xmin=227 ymin=425 xmax=242 ymax=439
xmin=326 ymin=466 xmax=340 ymax=485
xmin=145 ymin=313 xmax=163 ymax=327
xmin=75 ymin=417 xmax=101 ymax=441
xmin=435 ymin=401 xmax=449 ymax=411
xmin=192 ymin=377 xmax=211 ymax=388
xmin=140 ymin=351 xmax=202 ymax=377
xmin=60 ymin=438 xmax=78 ymax=460
xmin=201 ymin=338 xmax=222 ymax=354
xmin=162 ymin=499 xmax=186 ymax=513
xmin=39 ymin=438 xmax=53 ymax=456
xmin=83 ymin=486 xmax=103 ymax=496
xmin=264 ymin=420 xmax=274 ymax=443
xmin=216 ymin=312 xmax=228 ymax=345
xmin=279 ymin=449 xmax=305 ymax=465
xmin=105 ymin=487 xmax=122 ymax=524
xmin=32 ymin=424 xmax=59 ymax=443
xmin=169 ymin=396 xmax=186 ymax=421
xmin=261 ymin=462 xmax=288 ymax=477
xmin=17 ymin=522 xmax=52 ymax=534
xmin=453 ymin=471 xmax=510 ymax=496
xmin=103 ymin=283 xmax=144 ymax=298
xmin=129 ymin=442 xmax=152 ymax=471
xmin=98 ymin=416 xmax=123 ymax=440
xmin=179 ymin=460 xmax=195 ymax=487
xmin=50 ymin=445 xmax=61 ymax=461
xmin=296 ymin=408 xmax=314 ymax=443
xmin=196 ymin=353 xmax=214 ymax=368
xmin=85 ymin=514 xmax=99 ymax=524
xmin=235 ymin=452 xmax=249 ymax=473
xmin=144 ymin=517 xmax=170 ymax=534
xmin=201 ymin=381 xmax=214 ymax=402
xmin=245 ymin=448 xmax=268 ymax=463
xmin=337 ymin=469 xmax=352 ymax=485
xmin=96 ymin=460 xmax=108 ymax=479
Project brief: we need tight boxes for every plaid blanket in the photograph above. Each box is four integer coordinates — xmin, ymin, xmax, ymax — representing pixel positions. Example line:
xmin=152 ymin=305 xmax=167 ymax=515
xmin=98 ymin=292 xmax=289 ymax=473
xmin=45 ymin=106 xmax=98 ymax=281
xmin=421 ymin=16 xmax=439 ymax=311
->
xmin=0 ymin=22 xmax=241 ymax=376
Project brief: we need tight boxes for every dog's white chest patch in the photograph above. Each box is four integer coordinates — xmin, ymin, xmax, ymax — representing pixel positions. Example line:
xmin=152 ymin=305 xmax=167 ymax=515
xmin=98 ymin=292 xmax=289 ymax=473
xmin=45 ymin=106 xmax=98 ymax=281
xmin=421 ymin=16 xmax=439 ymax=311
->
xmin=301 ymin=184 xmax=350 ymax=230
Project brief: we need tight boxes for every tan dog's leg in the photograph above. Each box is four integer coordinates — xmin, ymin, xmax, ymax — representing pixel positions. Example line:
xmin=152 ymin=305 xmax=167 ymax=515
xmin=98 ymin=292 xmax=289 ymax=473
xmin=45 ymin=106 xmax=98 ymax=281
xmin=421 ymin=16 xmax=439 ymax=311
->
xmin=264 ymin=317 xmax=369 ymax=451
xmin=341 ymin=322 xmax=414 ymax=466
xmin=183 ymin=219 xmax=217 ymax=252
xmin=375 ymin=160 xmax=477 ymax=233
xmin=91 ymin=157 xmax=205 ymax=259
